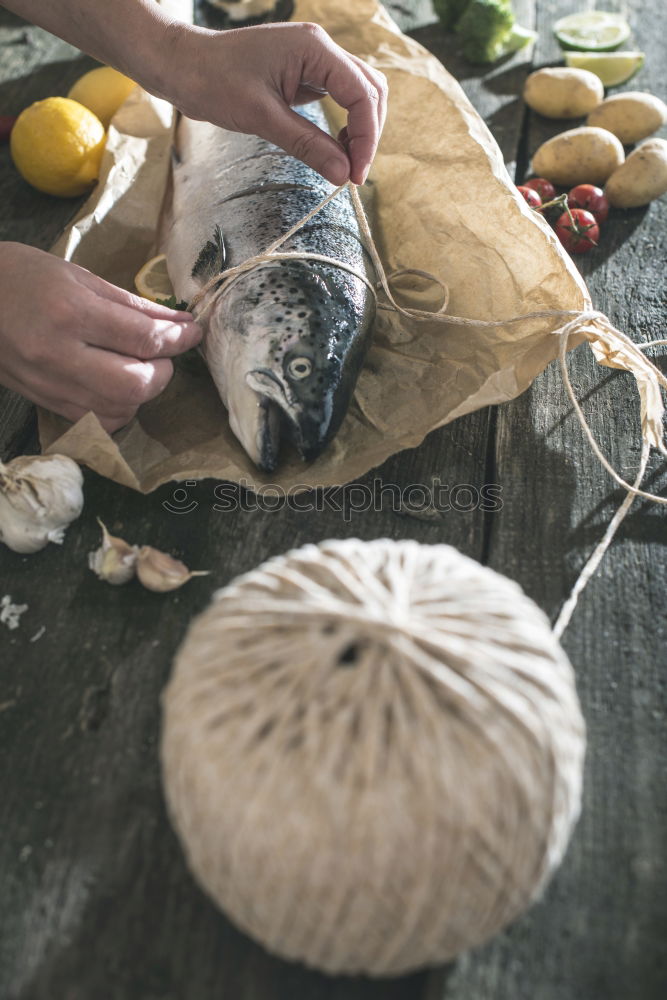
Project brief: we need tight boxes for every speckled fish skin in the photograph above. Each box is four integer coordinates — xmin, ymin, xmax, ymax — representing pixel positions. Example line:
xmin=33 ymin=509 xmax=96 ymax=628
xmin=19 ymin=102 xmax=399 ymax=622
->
xmin=162 ymin=102 xmax=375 ymax=472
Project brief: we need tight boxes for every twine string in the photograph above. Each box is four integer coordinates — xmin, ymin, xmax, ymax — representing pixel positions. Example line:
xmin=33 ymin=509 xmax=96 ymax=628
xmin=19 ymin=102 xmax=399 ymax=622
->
xmin=552 ymin=441 xmax=650 ymax=640
xmin=188 ymin=181 xmax=666 ymax=634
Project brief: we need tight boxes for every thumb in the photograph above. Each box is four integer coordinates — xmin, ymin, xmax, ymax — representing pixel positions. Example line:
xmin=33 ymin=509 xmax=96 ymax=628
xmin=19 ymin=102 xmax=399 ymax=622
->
xmin=261 ymin=102 xmax=351 ymax=186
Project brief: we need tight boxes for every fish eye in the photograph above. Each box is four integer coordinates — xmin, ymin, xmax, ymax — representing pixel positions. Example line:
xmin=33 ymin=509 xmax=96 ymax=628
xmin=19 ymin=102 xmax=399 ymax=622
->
xmin=287 ymin=357 xmax=313 ymax=380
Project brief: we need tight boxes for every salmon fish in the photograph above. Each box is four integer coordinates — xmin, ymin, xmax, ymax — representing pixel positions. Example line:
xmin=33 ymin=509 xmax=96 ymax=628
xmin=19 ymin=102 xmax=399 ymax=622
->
xmin=161 ymin=103 xmax=376 ymax=472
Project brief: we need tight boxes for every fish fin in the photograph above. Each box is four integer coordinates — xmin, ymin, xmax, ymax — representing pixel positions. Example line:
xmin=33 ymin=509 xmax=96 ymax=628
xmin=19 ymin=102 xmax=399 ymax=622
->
xmin=191 ymin=225 xmax=227 ymax=283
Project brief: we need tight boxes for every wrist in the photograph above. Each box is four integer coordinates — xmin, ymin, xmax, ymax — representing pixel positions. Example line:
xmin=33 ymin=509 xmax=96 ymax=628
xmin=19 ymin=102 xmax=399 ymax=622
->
xmin=131 ymin=20 xmax=215 ymax=116
xmin=74 ymin=3 xmax=204 ymax=114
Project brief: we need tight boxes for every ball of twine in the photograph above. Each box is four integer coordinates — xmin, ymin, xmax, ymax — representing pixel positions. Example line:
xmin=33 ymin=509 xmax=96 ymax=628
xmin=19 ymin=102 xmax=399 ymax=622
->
xmin=161 ymin=538 xmax=586 ymax=976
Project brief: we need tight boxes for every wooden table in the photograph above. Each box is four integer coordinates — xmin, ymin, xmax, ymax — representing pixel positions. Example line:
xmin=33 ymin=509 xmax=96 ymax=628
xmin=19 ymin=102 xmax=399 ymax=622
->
xmin=1 ymin=1 xmax=665 ymax=997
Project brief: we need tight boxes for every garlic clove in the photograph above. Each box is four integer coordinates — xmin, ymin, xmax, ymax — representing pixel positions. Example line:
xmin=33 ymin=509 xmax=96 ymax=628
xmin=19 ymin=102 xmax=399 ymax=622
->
xmin=0 ymin=594 xmax=29 ymax=631
xmin=0 ymin=454 xmax=84 ymax=553
xmin=136 ymin=545 xmax=209 ymax=593
xmin=88 ymin=519 xmax=138 ymax=585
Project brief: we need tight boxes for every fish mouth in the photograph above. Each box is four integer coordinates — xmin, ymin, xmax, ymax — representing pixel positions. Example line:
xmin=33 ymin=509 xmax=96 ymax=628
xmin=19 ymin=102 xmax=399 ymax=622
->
xmin=245 ymin=368 xmax=332 ymax=472
xmin=254 ymin=394 xmax=282 ymax=473
xmin=246 ymin=369 xmax=287 ymax=473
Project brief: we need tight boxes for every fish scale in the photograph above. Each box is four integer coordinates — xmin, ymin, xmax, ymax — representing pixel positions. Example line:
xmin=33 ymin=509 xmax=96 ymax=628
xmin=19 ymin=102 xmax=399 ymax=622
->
xmin=161 ymin=102 xmax=376 ymax=472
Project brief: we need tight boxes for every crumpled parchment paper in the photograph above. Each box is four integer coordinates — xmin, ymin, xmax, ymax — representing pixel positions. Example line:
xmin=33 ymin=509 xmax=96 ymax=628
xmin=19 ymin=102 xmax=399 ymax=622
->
xmin=39 ymin=0 xmax=590 ymax=493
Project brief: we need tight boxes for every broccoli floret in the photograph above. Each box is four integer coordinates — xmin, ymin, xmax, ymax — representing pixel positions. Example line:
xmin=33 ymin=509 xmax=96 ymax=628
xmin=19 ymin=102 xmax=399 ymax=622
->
xmin=502 ymin=23 xmax=539 ymax=56
xmin=432 ymin=0 xmax=471 ymax=31
xmin=455 ymin=0 xmax=515 ymax=63
xmin=434 ymin=0 xmax=538 ymax=64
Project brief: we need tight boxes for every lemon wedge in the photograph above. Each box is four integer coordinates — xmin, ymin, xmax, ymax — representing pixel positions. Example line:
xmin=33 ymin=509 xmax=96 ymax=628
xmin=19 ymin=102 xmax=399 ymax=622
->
xmin=134 ymin=254 xmax=174 ymax=303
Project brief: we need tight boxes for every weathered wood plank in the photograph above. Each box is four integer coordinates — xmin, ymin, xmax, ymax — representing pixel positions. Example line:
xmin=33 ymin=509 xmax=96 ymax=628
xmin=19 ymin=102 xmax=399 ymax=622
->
xmin=428 ymin=1 xmax=667 ymax=998
xmin=0 ymin=441 xmax=493 ymax=1000
xmin=0 ymin=388 xmax=36 ymax=459
xmin=0 ymin=2 xmax=496 ymax=997
xmin=5 ymin=0 xmax=664 ymax=995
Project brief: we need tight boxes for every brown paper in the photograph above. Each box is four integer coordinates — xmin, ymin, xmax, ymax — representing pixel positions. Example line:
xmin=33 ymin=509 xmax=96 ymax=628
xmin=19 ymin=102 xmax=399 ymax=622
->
xmin=39 ymin=0 xmax=590 ymax=493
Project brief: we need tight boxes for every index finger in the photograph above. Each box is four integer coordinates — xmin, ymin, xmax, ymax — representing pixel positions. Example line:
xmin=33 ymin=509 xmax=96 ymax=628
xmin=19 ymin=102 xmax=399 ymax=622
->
xmin=320 ymin=49 xmax=385 ymax=184
xmin=76 ymin=265 xmax=196 ymax=322
xmin=80 ymin=294 xmax=202 ymax=360
xmin=347 ymin=53 xmax=388 ymax=139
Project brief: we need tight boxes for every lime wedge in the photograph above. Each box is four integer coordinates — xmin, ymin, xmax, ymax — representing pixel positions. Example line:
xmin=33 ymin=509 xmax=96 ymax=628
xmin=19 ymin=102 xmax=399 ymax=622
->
xmin=554 ymin=11 xmax=631 ymax=51
xmin=564 ymin=50 xmax=644 ymax=86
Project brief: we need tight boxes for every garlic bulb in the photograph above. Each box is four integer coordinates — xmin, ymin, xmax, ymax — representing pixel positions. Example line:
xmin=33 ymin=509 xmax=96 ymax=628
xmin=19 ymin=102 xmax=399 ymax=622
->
xmin=0 ymin=455 xmax=84 ymax=554
xmin=88 ymin=519 xmax=138 ymax=585
xmin=136 ymin=546 xmax=209 ymax=593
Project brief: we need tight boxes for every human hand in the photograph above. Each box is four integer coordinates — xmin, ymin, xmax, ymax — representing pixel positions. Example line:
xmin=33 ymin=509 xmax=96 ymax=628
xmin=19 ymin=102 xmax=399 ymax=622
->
xmin=0 ymin=4 xmax=386 ymax=183
xmin=0 ymin=243 xmax=201 ymax=433
xmin=166 ymin=21 xmax=388 ymax=187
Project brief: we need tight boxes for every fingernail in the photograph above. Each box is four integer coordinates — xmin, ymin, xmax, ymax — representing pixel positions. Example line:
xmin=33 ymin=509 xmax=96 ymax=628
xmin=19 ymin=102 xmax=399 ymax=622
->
xmin=163 ymin=323 xmax=194 ymax=342
xmin=323 ymin=156 xmax=350 ymax=186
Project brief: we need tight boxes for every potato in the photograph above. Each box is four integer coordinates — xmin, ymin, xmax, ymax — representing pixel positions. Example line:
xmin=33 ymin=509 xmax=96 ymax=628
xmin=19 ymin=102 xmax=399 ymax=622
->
xmin=523 ymin=68 xmax=603 ymax=119
xmin=587 ymin=92 xmax=667 ymax=145
xmin=604 ymin=138 xmax=667 ymax=208
xmin=532 ymin=127 xmax=625 ymax=187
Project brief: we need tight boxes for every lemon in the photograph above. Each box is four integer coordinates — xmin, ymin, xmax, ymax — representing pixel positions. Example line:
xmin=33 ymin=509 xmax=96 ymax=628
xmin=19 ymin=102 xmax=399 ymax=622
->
xmin=135 ymin=254 xmax=174 ymax=302
xmin=67 ymin=66 xmax=137 ymax=129
xmin=554 ymin=11 xmax=631 ymax=52
xmin=10 ymin=97 xmax=106 ymax=198
xmin=565 ymin=50 xmax=645 ymax=87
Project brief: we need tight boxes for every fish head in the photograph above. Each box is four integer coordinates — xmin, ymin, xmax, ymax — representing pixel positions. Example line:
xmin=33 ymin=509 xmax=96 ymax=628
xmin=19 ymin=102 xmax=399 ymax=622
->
xmin=207 ymin=261 xmax=373 ymax=472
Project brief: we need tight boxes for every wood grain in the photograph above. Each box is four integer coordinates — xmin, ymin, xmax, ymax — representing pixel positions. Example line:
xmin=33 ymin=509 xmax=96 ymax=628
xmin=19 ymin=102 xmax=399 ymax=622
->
xmin=428 ymin=2 xmax=667 ymax=999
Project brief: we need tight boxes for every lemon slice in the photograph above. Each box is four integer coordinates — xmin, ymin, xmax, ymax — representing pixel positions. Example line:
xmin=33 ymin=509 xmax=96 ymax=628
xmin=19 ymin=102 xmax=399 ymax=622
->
xmin=134 ymin=254 xmax=174 ymax=302
xmin=554 ymin=11 xmax=631 ymax=51
xmin=565 ymin=50 xmax=644 ymax=86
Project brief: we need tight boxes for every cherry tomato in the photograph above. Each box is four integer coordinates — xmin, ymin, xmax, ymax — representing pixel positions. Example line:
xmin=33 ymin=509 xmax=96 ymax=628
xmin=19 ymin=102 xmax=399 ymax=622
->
xmin=567 ymin=184 xmax=610 ymax=224
xmin=517 ymin=185 xmax=542 ymax=208
xmin=524 ymin=177 xmax=557 ymax=202
xmin=0 ymin=115 xmax=17 ymax=143
xmin=554 ymin=208 xmax=600 ymax=255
